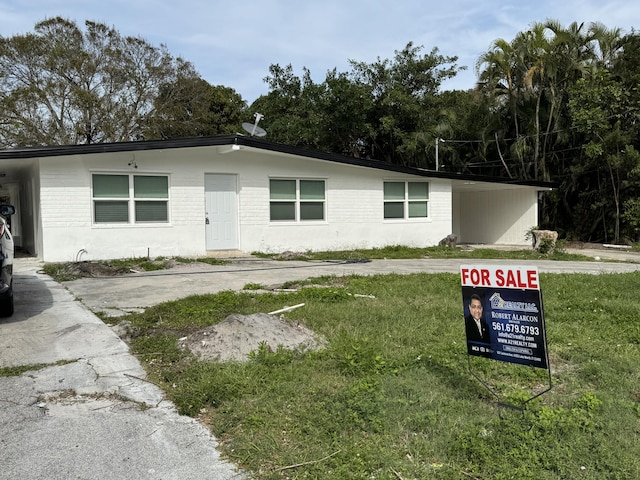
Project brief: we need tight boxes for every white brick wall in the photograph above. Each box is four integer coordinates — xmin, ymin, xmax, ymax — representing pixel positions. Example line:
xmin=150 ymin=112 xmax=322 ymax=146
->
xmin=36 ymin=145 xmax=529 ymax=261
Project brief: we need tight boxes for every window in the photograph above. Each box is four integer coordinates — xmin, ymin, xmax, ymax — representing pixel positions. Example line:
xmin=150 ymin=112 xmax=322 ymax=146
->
xmin=270 ymin=179 xmax=325 ymax=221
xmin=93 ymin=174 xmax=169 ymax=224
xmin=384 ymin=181 xmax=429 ymax=219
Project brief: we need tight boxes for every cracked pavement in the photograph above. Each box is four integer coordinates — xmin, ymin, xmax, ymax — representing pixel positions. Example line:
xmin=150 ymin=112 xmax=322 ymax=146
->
xmin=0 ymin=257 xmax=246 ymax=480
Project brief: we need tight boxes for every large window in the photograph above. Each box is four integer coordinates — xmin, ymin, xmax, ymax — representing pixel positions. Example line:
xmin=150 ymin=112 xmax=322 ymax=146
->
xmin=270 ymin=179 xmax=325 ymax=221
xmin=383 ymin=181 xmax=429 ymax=219
xmin=93 ymin=174 xmax=169 ymax=224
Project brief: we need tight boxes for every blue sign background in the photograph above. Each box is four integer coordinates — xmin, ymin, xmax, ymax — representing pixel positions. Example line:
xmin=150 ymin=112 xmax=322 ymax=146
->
xmin=462 ymin=286 xmax=548 ymax=369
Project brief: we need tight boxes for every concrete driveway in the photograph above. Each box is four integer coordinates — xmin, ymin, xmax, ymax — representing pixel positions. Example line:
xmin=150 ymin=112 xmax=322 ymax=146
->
xmin=63 ymin=250 xmax=640 ymax=318
xmin=0 ymin=257 xmax=246 ymax=480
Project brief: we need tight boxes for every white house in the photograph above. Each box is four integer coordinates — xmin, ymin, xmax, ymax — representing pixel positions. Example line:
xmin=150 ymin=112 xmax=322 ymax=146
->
xmin=0 ymin=135 xmax=553 ymax=262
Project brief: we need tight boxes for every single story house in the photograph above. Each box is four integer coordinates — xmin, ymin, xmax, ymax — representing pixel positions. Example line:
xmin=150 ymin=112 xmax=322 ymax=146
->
xmin=0 ymin=135 xmax=553 ymax=262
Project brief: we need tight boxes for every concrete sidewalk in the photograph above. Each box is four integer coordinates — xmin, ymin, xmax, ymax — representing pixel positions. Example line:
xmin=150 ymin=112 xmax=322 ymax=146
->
xmin=63 ymin=252 xmax=640 ymax=317
xmin=0 ymin=258 xmax=246 ymax=480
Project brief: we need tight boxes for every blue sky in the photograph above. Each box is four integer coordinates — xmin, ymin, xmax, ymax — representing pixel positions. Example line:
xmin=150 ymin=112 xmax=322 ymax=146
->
xmin=1 ymin=1 xmax=637 ymax=104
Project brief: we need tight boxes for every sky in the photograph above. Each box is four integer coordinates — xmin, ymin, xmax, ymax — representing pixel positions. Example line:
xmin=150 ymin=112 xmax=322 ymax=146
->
xmin=1 ymin=0 xmax=638 ymax=106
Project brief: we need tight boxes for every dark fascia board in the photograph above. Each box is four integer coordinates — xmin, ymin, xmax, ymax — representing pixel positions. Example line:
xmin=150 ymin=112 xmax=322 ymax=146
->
xmin=0 ymin=135 xmax=556 ymax=189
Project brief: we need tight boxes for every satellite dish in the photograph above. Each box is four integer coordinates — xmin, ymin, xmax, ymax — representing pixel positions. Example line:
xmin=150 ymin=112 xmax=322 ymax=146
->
xmin=242 ymin=122 xmax=267 ymax=137
xmin=242 ymin=112 xmax=267 ymax=137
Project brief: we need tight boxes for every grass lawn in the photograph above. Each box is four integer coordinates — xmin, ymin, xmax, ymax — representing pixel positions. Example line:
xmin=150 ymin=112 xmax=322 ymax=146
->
xmin=112 ymin=266 xmax=640 ymax=480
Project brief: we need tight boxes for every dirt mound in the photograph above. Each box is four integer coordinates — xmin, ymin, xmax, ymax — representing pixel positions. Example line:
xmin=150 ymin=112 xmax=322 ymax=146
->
xmin=181 ymin=313 xmax=326 ymax=362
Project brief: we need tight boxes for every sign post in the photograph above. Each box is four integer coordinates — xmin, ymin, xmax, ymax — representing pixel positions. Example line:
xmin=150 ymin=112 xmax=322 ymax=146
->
xmin=461 ymin=265 xmax=552 ymax=409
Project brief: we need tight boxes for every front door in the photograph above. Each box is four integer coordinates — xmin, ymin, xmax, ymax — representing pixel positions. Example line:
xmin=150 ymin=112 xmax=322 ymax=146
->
xmin=205 ymin=174 xmax=238 ymax=250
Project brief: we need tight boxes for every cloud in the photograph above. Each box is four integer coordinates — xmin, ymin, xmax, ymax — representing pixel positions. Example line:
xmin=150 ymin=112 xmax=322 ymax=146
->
xmin=1 ymin=0 xmax=637 ymax=102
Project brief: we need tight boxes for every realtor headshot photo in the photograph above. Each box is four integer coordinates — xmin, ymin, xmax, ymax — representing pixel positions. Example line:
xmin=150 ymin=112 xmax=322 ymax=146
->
xmin=464 ymin=293 xmax=491 ymax=344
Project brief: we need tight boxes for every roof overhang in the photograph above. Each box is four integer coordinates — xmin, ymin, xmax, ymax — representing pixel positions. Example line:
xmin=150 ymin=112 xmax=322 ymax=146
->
xmin=0 ymin=135 xmax=556 ymax=191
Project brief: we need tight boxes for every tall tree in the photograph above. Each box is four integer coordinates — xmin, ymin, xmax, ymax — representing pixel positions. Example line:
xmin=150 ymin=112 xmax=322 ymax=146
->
xmin=0 ymin=17 xmax=200 ymax=147
xmin=568 ymin=69 xmax=639 ymax=242
xmin=349 ymin=42 xmax=461 ymax=167
xmin=251 ymin=43 xmax=462 ymax=167
xmin=475 ymin=20 xmax=623 ymax=182
xmin=143 ymin=76 xmax=246 ymax=139
xmin=250 ymin=64 xmax=323 ymax=148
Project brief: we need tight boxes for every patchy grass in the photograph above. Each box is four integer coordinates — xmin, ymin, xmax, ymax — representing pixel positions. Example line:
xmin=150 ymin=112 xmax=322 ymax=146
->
xmin=0 ymin=364 xmax=50 ymax=377
xmin=0 ymin=359 xmax=77 ymax=377
xmin=42 ymin=245 xmax=597 ymax=283
xmin=43 ymin=256 xmax=228 ymax=282
xmin=252 ymin=244 xmax=592 ymax=262
xmin=117 ymin=271 xmax=640 ymax=479
xmin=174 ymin=256 xmax=228 ymax=266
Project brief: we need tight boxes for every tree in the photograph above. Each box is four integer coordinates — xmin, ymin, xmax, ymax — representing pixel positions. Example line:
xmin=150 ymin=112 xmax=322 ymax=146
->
xmin=250 ymin=64 xmax=375 ymax=157
xmin=349 ymin=42 xmax=461 ymax=167
xmin=568 ymin=69 xmax=639 ymax=242
xmin=143 ymin=76 xmax=246 ymax=139
xmin=0 ymin=17 xmax=201 ymax=147
xmin=250 ymin=64 xmax=322 ymax=148
xmin=475 ymin=20 xmax=624 ymax=182
xmin=252 ymin=43 xmax=462 ymax=168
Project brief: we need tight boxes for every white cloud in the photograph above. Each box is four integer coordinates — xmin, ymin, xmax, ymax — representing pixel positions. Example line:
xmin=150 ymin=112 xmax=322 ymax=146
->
xmin=1 ymin=0 xmax=637 ymax=103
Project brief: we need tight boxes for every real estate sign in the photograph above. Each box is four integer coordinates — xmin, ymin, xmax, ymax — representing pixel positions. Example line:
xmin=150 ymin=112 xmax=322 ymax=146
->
xmin=460 ymin=265 xmax=549 ymax=369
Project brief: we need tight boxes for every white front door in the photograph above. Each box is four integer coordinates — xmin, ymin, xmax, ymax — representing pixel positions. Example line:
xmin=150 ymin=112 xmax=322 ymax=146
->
xmin=205 ymin=174 xmax=238 ymax=250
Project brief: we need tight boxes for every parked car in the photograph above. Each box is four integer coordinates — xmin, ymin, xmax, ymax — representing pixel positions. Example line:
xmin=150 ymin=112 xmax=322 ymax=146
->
xmin=0 ymin=204 xmax=15 ymax=317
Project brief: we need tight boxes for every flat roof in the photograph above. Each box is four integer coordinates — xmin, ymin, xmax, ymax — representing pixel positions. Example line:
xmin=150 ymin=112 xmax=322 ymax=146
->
xmin=0 ymin=135 xmax=556 ymax=189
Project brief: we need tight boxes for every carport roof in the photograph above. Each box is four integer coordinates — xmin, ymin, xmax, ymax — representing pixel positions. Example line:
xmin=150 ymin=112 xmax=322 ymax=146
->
xmin=0 ymin=134 xmax=555 ymax=190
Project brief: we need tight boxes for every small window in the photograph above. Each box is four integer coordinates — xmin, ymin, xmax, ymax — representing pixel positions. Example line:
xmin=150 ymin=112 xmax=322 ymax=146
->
xmin=384 ymin=181 xmax=429 ymax=219
xmin=93 ymin=175 xmax=130 ymax=223
xmin=270 ymin=179 xmax=325 ymax=222
xmin=93 ymin=174 xmax=169 ymax=224
xmin=134 ymin=176 xmax=168 ymax=222
xmin=270 ymin=179 xmax=296 ymax=221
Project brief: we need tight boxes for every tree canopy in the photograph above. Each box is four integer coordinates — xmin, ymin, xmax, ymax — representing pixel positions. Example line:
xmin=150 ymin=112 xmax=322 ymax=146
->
xmin=1 ymin=17 xmax=639 ymax=243
xmin=0 ymin=17 xmax=245 ymax=147
xmin=250 ymin=43 xmax=462 ymax=167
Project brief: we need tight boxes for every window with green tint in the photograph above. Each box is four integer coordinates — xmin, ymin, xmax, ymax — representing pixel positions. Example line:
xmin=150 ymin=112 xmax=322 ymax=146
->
xmin=384 ymin=182 xmax=405 ymax=200
xmin=92 ymin=173 xmax=169 ymax=224
xmin=270 ymin=179 xmax=296 ymax=199
xmin=135 ymin=201 xmax=168 ymax=222
xmin=384 ymin=182 xmax=405 ymax=218
xmin=269 ymin=178 xmax=325 ymax=222
xmin=408 ymin=182 xmax=428 ymax=200
xmin=408 ymin=182 xmax=429 ymax=218
xmin=94 ymin=201 xmax=129 ymax=223
xmin=384 ymin=202 xmax=404 ymax=219
xmin=300 ymin=202 xmax=324 ymax=220
xmin=134 ymin=176 xmax=168 ymax=198
xmin=383 ymin=181 xmax=429 ymax=219
xmin=93 ymin=174 xmax=129 ymax=198
xmin=408 ymin=202 xmax=428 ymax=217
xmin=270 ymin=202 xmax=296 ymax=221
xmin=300 ymin=180 xmax=325 ymax=200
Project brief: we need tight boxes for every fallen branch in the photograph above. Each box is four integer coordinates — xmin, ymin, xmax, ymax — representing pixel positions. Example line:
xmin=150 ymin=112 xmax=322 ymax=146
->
xmin=392 ymin=468 xmax=405 ymax=479
xmin=274 ymin=450 xmax=341 ymax=472
xmin=268 ymin=303 xmax=305 ymax=315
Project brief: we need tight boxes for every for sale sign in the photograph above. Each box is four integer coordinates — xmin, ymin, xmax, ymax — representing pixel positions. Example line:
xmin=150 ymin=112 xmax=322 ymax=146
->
xmin=460 ymin=265 xmax=549 ymax=369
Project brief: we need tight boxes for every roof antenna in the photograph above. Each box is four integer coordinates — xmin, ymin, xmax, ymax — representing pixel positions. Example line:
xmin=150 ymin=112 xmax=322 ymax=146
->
xmin=242 ymin=113 xmax=267 ymax=137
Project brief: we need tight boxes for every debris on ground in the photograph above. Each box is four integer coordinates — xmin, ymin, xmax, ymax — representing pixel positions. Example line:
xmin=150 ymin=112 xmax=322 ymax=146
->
xmin=181 ymin=313 xmax=326 ymax=362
